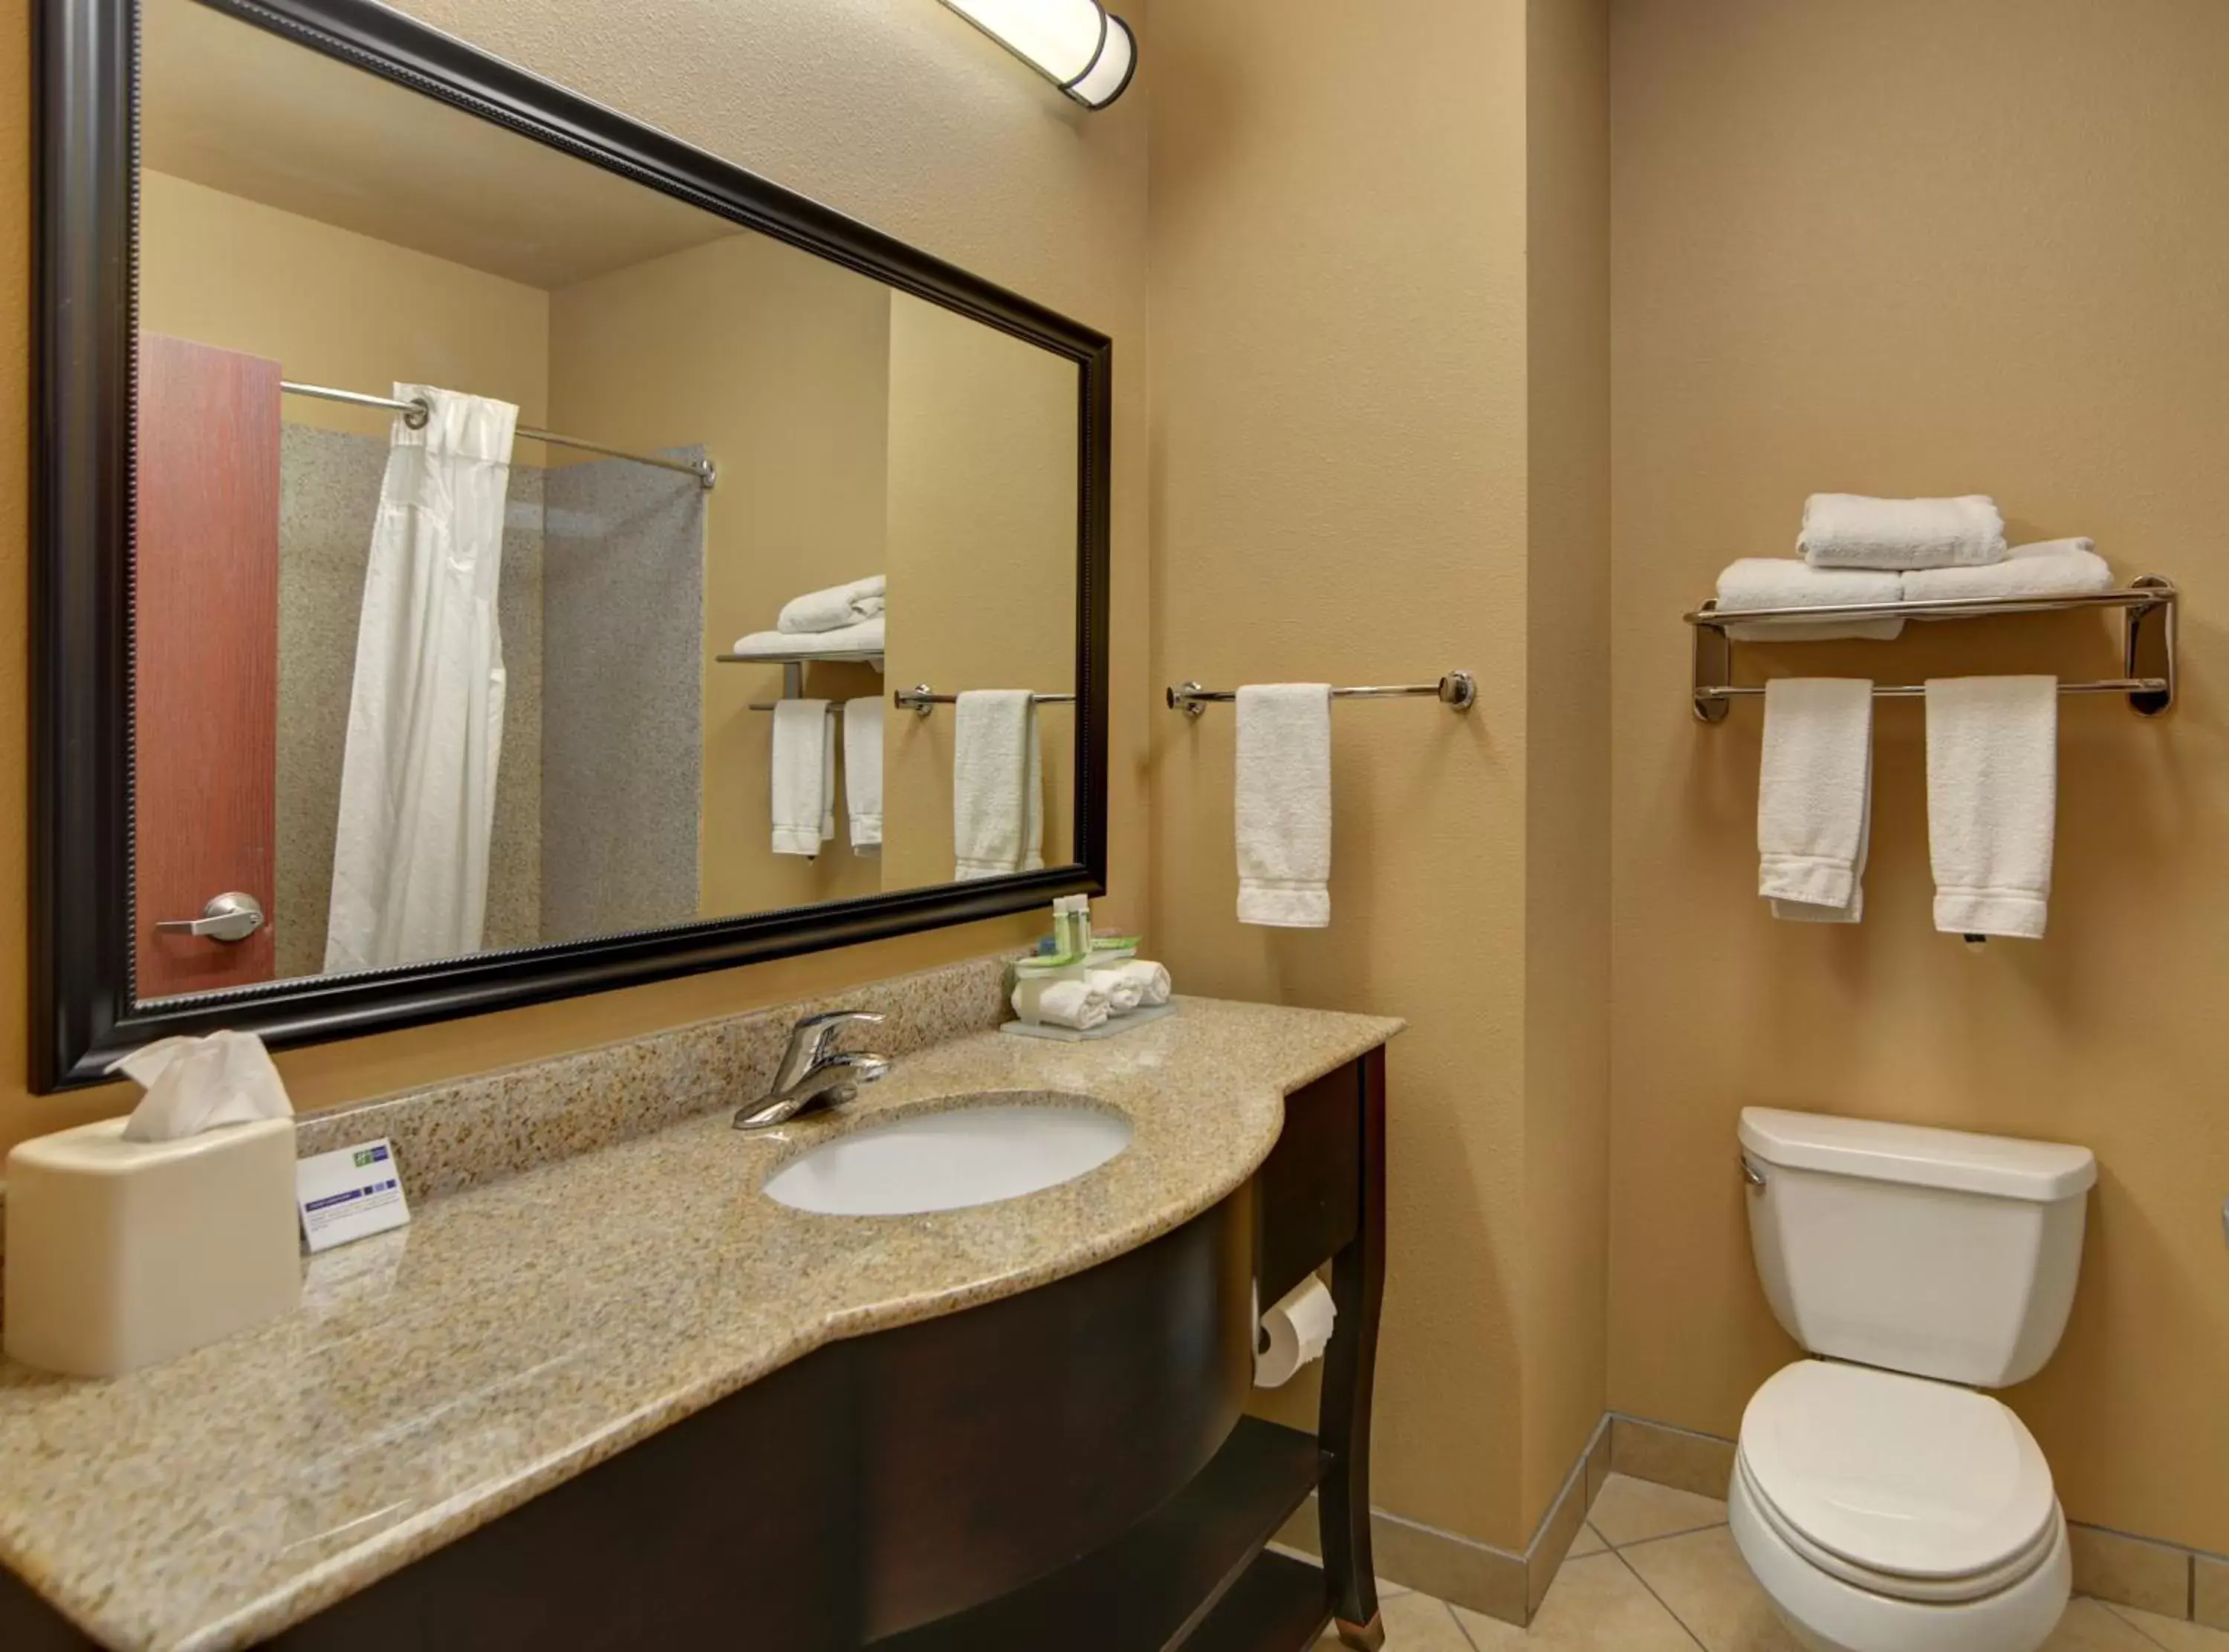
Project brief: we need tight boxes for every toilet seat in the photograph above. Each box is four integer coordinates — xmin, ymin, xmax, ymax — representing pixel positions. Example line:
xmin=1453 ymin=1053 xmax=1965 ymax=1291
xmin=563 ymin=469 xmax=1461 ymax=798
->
xmin=1736 ymin=1361 xmax=2060 ymax=1604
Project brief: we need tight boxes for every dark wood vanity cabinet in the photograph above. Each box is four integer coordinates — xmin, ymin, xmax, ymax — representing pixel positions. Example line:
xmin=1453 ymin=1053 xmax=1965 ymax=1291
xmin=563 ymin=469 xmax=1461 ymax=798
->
xmin=0 ymin=1049 xmax=1388 ymax=1652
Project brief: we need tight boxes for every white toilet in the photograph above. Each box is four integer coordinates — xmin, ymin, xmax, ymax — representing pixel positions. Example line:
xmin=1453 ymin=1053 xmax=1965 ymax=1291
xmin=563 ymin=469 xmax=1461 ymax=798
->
xmin=1730 ymin=1108 xmax=2097 ymax=1652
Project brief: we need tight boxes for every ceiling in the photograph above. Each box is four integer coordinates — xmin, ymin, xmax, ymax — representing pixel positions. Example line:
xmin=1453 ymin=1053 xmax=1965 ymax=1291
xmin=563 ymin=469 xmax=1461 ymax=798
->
xmin=139 ymin=0 xmax=743 ymax=290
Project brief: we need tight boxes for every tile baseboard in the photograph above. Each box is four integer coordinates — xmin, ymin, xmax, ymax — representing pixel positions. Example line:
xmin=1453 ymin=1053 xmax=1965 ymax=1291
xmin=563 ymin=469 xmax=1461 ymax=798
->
xmin=1275 ymin=1416 xmax=1613 ymax=1627
xmin=1611 ymin=1411 xmax=2228 ymax=1629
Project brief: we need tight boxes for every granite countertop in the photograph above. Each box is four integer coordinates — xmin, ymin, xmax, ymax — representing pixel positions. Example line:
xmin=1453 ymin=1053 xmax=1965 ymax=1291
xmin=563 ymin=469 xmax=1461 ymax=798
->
xmin=0 ymin=996 xmax=1400 ymax=1651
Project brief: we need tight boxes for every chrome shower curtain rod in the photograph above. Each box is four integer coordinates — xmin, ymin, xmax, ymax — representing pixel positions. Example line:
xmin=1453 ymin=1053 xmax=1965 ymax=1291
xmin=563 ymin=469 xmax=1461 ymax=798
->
xmin=279 ymin=380 xmax=718 ymax=490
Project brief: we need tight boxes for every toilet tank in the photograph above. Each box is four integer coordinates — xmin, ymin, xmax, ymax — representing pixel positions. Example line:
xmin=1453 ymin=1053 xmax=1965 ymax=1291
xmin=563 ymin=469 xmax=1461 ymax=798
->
xmin=1739 ymin=1108 xmax=2095 ymax=1388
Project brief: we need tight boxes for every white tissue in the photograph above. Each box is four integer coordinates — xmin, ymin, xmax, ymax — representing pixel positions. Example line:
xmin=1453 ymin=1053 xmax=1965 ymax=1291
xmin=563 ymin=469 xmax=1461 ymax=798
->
xmin=108 ymin=1031 xmax=294 ymax=1144
xmin=1253 ymin=1275 xmax=1338 ymax=1388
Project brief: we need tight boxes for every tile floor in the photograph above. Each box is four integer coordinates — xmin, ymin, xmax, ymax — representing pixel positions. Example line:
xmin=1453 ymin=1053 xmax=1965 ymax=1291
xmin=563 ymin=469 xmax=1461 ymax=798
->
xmin=1307 ymin=1475 xmax=2229 ymax=1651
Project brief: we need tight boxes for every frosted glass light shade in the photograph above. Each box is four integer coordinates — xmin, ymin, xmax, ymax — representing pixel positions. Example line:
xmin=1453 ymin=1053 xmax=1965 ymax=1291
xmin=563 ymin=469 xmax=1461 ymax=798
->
xmin=938 ymin=0 xmax=1138 ymax=108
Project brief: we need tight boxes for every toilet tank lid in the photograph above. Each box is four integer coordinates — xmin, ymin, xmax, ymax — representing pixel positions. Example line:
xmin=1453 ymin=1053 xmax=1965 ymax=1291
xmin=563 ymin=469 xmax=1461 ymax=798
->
xmin=1739 ymin=1108 xmax=2096 ymax=1202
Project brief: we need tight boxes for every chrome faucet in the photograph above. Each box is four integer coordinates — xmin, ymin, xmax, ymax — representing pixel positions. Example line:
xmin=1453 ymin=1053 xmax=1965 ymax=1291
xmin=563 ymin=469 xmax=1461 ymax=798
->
xmin=733 ymin=1009 xmax=890 ymax=1131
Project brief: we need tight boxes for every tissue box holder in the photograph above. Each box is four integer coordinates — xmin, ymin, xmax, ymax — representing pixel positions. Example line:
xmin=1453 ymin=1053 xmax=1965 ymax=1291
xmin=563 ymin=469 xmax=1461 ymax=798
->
xmin=4 ymin=1116 xmax=302 ymax=1377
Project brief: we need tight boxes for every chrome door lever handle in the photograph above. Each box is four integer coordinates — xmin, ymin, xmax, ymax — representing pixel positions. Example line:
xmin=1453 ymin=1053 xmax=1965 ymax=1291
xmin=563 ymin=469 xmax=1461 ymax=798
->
xmin=155 ymin=891 xmax=265 ymax=943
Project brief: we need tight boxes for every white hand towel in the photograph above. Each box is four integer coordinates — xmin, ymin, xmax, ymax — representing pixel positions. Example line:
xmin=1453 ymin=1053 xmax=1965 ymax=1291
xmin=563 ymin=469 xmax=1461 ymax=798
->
xmin=953 ymin=690 xmax=1043 ymax=879
xmin=1118 ymin=959 xmax=1172 ymax=1007
xmin=1758 ymin=679 xmax=1874 ymax=923
xmin=732 ymin=617 xmax=885 ymax=659
xmin=777 ymin=575 xmax=886 ymax=635
xmin=1798 ymin=493 xmax=2008 ymax=570
xmin=770 ymin=699 xmax=835 ymax=857
xmin=1925 ymin=677 xmax=2057 ymax=940
xmin=1236 ymin=685 xmax=1332 ymax=927
xmin=1902 ymin=539 xmax=2111 ymax=603
xmin=1088 ymin=967 xmax=1143 ymax=1014
xmin=843 ymin=696 xmax=883 ymax=856
xmin=1716 ymin=559 xmax=1905 ymax=641
xmin=1033 ymin=978 xmax=1108 ymax=1032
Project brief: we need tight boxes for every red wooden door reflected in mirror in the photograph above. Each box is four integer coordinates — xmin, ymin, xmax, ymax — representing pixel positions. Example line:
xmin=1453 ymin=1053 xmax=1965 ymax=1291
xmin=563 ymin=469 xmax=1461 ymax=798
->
xmin=132 ymin=333 xmax=281 ymax=999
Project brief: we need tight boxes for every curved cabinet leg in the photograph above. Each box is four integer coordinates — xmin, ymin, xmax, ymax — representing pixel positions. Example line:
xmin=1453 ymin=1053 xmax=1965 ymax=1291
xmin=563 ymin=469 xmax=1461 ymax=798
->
xmin=1334 ymin=1611 xmax=1387 ymax=1651
xmin=1317 ymin=1047 xmax=1387 ymax=1640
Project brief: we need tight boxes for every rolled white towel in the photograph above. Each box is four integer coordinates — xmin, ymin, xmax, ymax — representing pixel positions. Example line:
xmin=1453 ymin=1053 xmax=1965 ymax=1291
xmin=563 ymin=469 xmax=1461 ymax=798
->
xmin=1088 ymin=968 xmax=1143 ymax=1014
xmin=1716 ymin=559 xmax=1904 ymax=641
xmin=1798 ymin=494 xmax=2007 ymax=570
xmin=1118 ymin=959 xmax=1172 ymax=1007
xmin=778 ymin=575 xmax=886 ymax=635
xmin=1902 ymin=539 xmax=2111 ymax=603
xmin=1032 ymin=978 xmax=1109 ymax=1032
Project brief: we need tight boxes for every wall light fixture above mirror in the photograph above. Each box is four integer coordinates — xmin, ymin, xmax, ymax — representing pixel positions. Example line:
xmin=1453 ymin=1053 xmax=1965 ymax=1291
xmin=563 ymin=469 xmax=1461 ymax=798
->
xmin=937 ymin=0 xmax=1138 ymax=108
xmin=31 ymin=0 xmax=1112 ymax=1088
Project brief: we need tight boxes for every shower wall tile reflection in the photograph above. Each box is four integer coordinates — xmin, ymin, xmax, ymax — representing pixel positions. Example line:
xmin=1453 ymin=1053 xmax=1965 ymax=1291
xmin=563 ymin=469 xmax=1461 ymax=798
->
xmin=541 ymin=452 xmax=707 ymax=943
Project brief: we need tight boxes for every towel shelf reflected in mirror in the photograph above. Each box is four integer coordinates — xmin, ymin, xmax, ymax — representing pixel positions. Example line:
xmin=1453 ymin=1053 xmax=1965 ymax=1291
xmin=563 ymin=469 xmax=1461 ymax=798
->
xmin=30 ymin=0 xmax=1111 ymax=1087
xmin=1687 ymin=578 xmax=2178 ymax=723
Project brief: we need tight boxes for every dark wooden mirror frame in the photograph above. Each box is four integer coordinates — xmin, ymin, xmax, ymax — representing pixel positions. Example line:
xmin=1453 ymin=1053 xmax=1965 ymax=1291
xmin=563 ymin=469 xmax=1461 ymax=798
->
xmin=31 ymin=0 xmax=1112 ymax=1090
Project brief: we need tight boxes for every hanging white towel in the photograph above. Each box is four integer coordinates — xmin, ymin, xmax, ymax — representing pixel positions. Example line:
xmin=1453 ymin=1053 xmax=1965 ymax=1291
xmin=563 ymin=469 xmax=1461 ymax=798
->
xmin=953 ymin=690 xmax=1043 ymax=879
xmin=1925 ymin=677 xmax=2057 ymax=940
xmin=844 ymin=696 xmax=883 ymax=856
xmin=1716 ymin=559 xmax=1904 ymax=641
xmin=325 ymin=386 xmax=519 ymax=973
xmin=1797 ymin=494 xmax=2008 ymax=570
xmin=1236 ymin=685 xmax=1333 ymax=927
xmin=1758 ymin=679 xmax=1874 ymax=924
xmin=771 ymin=699 xmax=836 ymax=857
xmin=778 ymin=576 xmax=886 ymax=635
xmin=1902 ymin=539 xmax=2111 ymax=602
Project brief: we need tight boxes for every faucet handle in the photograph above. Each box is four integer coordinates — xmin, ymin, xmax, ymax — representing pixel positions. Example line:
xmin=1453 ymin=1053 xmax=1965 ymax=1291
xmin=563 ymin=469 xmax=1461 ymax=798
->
xmin=782 ymin=1009 xmax=886 ymax=1070
xmin=794 ymin=1009 xmax=886 ymax=1032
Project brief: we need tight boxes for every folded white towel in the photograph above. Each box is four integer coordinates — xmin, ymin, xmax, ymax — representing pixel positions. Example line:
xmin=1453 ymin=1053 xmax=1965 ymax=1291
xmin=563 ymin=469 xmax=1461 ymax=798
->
xmin=1926 ymin=677 xmax=2057 ymax=940
xmin=843 ymin=697 xmax=883 ymax=856
xmin=1236 ymin=685 xmax=1332 ymax=927
xmin=1032 ymin=978 xmax=1108 ymax=1032
xmin=770 ymin=699 xmax=835 ymax=857
xmin=1088 ymin=967 xmax=1143 ymax=1014
xmin=1118 ymin=959 xmax=1172 ymax=1007
xmin=1902 ymin=539 xmax=2110 ymax=603
xmin=1759 ymin=679 xmax=1874 ymax=923
xmin=732 ymin=617 xmax=886 ymax=659
xmin=953 ymin=690 xmax=1043 ymax=879
xmin=778 ymin=575 xmax=886 ymax=635
xmin=1798 ymin=493 xmax=2008 ymax=570
xmin=1716 ymin=559 xmax=1905 ymax=641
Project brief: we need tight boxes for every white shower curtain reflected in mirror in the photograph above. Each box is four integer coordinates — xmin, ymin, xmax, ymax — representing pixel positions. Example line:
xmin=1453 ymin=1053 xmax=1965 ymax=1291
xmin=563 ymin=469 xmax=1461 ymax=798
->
xmin=323 ymin=386 xmax=519 ymax=972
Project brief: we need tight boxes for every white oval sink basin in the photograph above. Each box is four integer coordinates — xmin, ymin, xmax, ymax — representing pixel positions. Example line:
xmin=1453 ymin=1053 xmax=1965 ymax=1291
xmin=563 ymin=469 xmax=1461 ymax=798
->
xmin=762 ymin=1096 xmax=1131 ymax=1216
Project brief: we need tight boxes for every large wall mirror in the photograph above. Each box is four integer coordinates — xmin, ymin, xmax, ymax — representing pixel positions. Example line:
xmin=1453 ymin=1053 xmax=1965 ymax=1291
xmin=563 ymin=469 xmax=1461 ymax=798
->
xmin=34 ymin=0 xmax=1111 ymax=1087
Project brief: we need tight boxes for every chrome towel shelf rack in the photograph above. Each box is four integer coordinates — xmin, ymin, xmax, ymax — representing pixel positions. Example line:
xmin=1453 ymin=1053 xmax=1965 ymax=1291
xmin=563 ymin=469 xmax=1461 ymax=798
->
xmin=743 ymin=682 xmax=1077 ymax=714
xmin=1686 ymin=576 xmax=2178 ymax=723
xmin=1167 ymin=672 xmax=1476 ymax=717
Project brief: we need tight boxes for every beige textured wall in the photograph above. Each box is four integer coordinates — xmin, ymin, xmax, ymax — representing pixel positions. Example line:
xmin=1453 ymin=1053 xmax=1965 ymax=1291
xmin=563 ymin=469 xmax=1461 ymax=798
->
xmin=881 ymin=292 xmax=1080 ymax=888
xmin=1148 ymin=0 xmax=1550 ymax=1552
xmin=1609 ymin=0 xmax=2229 ymax=1551
xmin=1519 ymin=0 xmax=1610 ymax=1531
xmin=547 ymin=230 xmax=891 ymax=918
xmin=0 ymin=0 xmax=1150 ymax=1153
xmin=138 ymin=170 xmax=551 ymax=433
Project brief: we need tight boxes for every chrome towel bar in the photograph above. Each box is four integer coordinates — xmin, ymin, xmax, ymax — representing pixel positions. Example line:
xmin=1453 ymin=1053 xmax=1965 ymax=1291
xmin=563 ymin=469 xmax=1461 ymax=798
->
xmin=1166 ymin=672 xmax=1476 ymax=718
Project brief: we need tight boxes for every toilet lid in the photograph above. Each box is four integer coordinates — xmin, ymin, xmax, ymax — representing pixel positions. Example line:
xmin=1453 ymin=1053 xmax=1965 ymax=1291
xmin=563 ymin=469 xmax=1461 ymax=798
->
xmin=1739 ymin=1361 xmax=2057 ymax=1583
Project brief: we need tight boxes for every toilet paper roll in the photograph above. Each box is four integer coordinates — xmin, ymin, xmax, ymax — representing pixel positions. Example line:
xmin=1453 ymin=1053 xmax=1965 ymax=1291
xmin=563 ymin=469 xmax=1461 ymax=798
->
xmin=1253 ymin=1275 xmax=1337 ymax=1388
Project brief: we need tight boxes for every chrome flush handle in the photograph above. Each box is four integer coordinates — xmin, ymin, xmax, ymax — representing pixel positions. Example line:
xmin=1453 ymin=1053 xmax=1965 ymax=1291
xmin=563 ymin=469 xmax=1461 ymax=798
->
xmin=1739 ymin=1155 xmax=1768 ymax=1191
xmin=154 ymin=891 xmax=265 ymax=943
